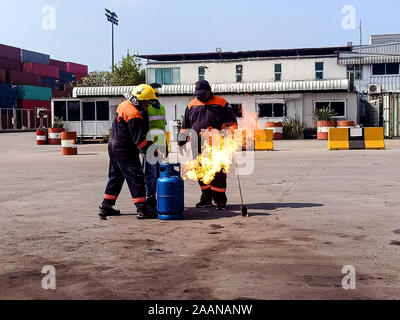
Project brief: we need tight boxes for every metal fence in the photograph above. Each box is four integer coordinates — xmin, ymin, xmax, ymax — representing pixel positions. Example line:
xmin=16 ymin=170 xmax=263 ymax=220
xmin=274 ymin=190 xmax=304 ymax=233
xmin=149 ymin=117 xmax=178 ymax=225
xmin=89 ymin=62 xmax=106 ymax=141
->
xmin=0 ymin=108 xmax=51 ymax=131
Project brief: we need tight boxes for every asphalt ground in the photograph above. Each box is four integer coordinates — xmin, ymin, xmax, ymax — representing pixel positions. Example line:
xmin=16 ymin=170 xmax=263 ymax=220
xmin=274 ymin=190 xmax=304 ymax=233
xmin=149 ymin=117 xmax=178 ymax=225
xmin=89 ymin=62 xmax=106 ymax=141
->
xmin=0 ymin=133 xmax=399 ymax=300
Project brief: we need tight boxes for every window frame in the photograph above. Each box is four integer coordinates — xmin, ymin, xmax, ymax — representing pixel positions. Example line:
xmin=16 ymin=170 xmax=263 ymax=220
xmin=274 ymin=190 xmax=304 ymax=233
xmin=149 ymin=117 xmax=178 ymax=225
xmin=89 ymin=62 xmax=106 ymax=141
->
xmin=257 ymin=103 xmax=287 ymax=118
xmin=274 ymin=63 xmax=282 ymax=82
xmin=372 ymin=63 xmax=400 ymax=76
xmin=147 ymin=67 xmax=181 ymax=85
xmin=236 ymin=64 xmax=243 ymax=83
xmin=315 ymin=62 xmax=324 ymax=80
xmin=314 ymin=100 xmax=347 ymax=119
xmin=347 ymin=64 xmax=363 ymax=80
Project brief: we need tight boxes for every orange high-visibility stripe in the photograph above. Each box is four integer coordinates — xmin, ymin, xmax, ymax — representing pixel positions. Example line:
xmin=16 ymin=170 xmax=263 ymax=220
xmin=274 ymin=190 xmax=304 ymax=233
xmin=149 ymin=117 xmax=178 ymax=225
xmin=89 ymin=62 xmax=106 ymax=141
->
xmin=200 ymin=185 xmax=211 ymax=191
xmin=137 ymin=140 xmax=147 ymax=149
xmin=104 ymin=194 xmax=117 ymax=200
xmin=211 ymin=186 xmax=226 ymax=193
xmin=133 ymin=197 xmax=146 ymax=204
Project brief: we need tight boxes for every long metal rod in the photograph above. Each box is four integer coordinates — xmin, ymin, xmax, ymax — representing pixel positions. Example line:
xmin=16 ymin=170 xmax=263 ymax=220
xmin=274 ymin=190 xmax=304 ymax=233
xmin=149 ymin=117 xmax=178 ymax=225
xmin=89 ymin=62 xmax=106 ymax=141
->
xmin=112 ymin=22 xmax=115 ymax=72
xmin=234 ymin=156 xmax=244 ymax=206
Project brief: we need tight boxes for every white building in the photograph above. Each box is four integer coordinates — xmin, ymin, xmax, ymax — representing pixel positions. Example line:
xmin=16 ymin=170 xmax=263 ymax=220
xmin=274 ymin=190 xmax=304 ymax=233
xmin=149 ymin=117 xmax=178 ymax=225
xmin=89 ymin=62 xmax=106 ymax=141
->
xmin=338 ymin=34 xmax=400 ymax=94
xmin=54 ymin=46 xmax=359 ymax=138
xmin=139 ymin=46 xmax=358 ymax=131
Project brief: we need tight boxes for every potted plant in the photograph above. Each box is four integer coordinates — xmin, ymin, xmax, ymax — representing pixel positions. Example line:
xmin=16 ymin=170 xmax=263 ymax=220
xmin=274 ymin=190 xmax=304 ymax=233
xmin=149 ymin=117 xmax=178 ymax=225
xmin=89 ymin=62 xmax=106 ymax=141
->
xmin=282 ymin=116 xmax=306 ymax=139
xmin=312 ymin=107 xmax=337 ymax=140
xmin=48 ymin=116 xmax=65 ymax=145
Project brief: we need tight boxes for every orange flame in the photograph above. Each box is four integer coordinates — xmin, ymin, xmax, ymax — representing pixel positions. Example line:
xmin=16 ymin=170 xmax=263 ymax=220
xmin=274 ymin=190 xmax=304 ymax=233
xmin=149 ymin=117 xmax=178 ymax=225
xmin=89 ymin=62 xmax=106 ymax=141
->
xmin=182 ymin=109 xmax=262 ymax=184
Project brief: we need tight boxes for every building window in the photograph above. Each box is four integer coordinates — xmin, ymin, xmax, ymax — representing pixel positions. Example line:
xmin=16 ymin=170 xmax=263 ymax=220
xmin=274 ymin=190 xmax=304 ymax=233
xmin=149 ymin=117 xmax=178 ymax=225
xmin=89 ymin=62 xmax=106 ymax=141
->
xmin=231 ymin=104 xmax=243 ymax=118
xmin=347 ymin=64 xmax=363 ymax=80
xmin=54 ymin=101 xmax=67 ymax=121
xmin=315 ymin=62 xmax=324 ymax=80
xmin=258 ymin=103 xmax=287 ymax=118
xmin=83 ymin=102 xmax=96 ymax=121
xmin=315 ymin=101 xmax=346 ymax=118
xmin=147 ymin=67 xmax=180 ymax=85
xmin=67 ymin=101 xmax=80 ymax=121
xmin=275 ymin=64 xmax=282 ymax=81
xmin=372 ymin=63 xmax=399 ymax=75
xmin=236 ymin=65 xmax=243 ymax=83
xmin=198 ymin=66 xmax=205 ymax=81
xmin=96 ymin=101 xmax=109 ymax=121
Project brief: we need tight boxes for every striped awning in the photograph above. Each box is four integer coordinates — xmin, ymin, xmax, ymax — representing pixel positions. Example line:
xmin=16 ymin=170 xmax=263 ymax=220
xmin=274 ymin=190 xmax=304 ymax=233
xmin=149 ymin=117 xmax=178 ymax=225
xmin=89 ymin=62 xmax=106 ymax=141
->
xmin=73 ymin=79 xmax=349 ymax=98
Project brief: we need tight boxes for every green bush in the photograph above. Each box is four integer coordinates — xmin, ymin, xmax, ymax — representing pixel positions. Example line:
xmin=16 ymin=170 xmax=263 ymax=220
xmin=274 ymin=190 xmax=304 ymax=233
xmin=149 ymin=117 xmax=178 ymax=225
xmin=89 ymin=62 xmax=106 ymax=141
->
xmin=312 ymin=107 xmax=337 ymax=121
xmin=53 ymin=116 xmax=65 ymax=129
xmin=282 ymin=116 xmax=306 ymax=139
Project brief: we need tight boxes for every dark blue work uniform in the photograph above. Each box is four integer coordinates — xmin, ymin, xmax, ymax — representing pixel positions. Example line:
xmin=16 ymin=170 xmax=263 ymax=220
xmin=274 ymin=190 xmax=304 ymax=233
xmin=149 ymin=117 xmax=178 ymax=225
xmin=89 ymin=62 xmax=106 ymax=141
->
xmin=181 ymin=95 xmax=237 ymax=205
xmin=102 ymin=100 xmax=152 ymax=212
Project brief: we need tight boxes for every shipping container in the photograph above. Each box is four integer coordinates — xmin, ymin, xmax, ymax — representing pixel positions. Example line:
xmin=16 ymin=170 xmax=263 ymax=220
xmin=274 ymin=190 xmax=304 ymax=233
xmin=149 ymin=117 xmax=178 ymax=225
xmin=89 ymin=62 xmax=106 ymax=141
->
xmin=50 ymin=59 xmax=67 ymax=72
xmin=0 ymin=43 xmax=21 ymax=61
xmin=0 ymin=69 xmax=5 ymax=83
xmin=0 ymin=96 xmax=17 ymax=109
xmin=21 ymin=49 xmax=50 ymax=65
xmin=66 ymin=62 xmax=88 ymax=75
xmin=0 ymin=57 xmax=21 ymax=71
xmin=19 ymin=99 xmax=51 ymax=110
xmin=18 ymin=85 xmax=52 ymax=101
xmin=59 ymin=72 xmax=76 ymax=83
xmin=9 ymin=70 xmax=41 ymax=86
xmin=41 ymin=77 xmax=60 ymax=89
xmin=0 ymin=83 xmax=18 ymax=98
xmin=52 ymin=89 xmax=72 ymax=98
xmin=74 ymin=72 xmax=87 ymax=83
xmin=23 ymin=62 xmax=59 ymax=79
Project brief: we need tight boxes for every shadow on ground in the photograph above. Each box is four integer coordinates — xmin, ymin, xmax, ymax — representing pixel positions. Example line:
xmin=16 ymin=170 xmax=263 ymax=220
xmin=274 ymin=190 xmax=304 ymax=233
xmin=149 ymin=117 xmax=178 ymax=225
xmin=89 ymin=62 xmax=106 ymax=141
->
xmin=184 ymin=202 xmax=324 ymax=220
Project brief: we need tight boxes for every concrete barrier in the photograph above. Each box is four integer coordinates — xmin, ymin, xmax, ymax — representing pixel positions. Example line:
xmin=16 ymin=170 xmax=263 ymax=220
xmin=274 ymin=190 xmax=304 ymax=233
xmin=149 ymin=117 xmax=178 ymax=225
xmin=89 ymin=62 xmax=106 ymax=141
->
xmin=364 ymin=127 xmax=385 ymax=150
xmin=255 ymin=129 xmax=274 ymax=151
xmin=328 ymin=128 xmax=385 ymax=150
xmin=328 ymin=128 xmax=349 ymax=150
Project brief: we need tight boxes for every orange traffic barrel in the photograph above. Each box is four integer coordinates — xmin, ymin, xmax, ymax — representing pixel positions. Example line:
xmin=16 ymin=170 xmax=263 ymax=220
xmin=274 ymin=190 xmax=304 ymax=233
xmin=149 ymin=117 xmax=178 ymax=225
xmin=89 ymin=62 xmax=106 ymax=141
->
xmin=266 ymin=122 xmax=283 ymax=140
xmin=337 ymin=121 xmax=355 ymax=128
xmin=48 ymin=128 xmax=65 ymax=145
xmin=36 ymin=129 xmax=47 ymax=145
xmin=61 ymin=131 xmax=77 ymax=155
xmin=317 ymin=121 xmax=336 ymax=140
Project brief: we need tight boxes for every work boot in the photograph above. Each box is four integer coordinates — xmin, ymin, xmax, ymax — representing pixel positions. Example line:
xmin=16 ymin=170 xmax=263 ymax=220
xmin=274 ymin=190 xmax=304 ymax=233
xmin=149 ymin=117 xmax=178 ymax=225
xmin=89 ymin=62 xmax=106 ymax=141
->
xmin=216 ymin=203 xmax=227 ymax=211
xmin=98 ymin=206 xmax=121 ymax=218
xmin=196 ymin=200 xmax=214 ymax=208
xmin=137 ymin=209 xmax=157 ymax=220
xmin=147 ymin=196 xmax=157 ymax=210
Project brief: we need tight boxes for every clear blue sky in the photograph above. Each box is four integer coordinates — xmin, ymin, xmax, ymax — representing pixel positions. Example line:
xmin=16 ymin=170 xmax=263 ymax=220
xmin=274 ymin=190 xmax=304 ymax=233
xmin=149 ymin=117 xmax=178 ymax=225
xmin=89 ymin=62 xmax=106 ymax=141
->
xmin=0 ymin=0 xmax=398 ymax=71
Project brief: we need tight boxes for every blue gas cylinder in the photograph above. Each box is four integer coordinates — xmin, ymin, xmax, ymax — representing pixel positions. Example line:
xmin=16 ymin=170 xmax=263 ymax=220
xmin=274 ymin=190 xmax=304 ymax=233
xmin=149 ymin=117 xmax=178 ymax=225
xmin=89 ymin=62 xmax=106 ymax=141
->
xmin=157 ymin=163 xmax=184 ymax=220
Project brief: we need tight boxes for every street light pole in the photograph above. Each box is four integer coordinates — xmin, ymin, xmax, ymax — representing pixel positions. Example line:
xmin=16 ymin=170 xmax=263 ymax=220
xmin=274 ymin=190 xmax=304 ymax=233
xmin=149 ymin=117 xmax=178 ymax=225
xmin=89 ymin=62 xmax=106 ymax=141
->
xmin=105 ymin=9 xmax=118 ymax=72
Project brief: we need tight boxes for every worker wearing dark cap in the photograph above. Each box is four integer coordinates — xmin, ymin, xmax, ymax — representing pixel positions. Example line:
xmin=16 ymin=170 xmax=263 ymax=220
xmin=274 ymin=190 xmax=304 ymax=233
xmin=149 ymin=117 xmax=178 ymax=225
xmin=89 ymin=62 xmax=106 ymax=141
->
xmin=179 ymin=80 xmax=237 ymax=210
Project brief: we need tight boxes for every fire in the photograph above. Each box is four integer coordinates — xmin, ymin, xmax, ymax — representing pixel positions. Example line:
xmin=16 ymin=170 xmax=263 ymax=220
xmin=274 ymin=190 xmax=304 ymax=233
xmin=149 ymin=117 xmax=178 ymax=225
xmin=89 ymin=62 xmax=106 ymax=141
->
xmin=182 ymin=108 xmax=262 ymax=184
xmin=182 ymin=129 xmax=239 ymax=185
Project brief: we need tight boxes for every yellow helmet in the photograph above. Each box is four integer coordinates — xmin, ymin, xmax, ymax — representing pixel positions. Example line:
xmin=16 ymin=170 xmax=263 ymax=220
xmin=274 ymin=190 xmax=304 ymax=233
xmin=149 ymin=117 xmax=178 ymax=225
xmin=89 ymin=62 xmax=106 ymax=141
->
xmin=130 ymin=84 xmax=158 ymax=101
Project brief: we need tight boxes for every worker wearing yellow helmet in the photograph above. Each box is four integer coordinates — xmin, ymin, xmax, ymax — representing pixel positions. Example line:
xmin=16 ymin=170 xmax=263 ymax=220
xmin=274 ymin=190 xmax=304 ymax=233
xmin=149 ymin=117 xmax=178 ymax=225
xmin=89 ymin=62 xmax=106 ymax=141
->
xmin=140 ymin=83 xmax=168 ymax=214
xmin=99 ymin=84 xmax=158 ymax=220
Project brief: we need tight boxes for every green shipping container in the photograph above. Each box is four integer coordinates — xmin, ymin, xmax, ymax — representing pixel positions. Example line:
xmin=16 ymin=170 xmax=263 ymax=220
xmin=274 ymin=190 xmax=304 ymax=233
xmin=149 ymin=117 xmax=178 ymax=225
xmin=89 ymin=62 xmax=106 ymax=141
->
xmin=18 ymin=85 xmax=52 ymax=101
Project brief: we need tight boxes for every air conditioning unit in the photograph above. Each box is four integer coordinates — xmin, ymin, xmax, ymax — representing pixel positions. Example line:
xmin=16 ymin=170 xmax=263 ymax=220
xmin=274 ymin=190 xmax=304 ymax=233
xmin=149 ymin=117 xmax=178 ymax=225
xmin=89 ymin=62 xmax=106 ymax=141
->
xmin=368 ymin=84 xmax=382 ymax=95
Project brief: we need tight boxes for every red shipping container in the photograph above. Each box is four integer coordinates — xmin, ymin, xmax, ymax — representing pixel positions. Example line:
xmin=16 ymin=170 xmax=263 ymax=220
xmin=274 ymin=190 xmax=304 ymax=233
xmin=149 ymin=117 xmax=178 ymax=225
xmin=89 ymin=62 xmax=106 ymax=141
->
xmin=74 ymin=72 xmax=88 ymax=83
xmin=0 ymin=69 xmax=5 ymax=83
xmin=0 ymin=57 xmax=21 ymax=71
xmin=66 ymin=62 xmax=88 ymax=75
xmin=0 ymin=43 xmax=21 ymax=61
xmin=9 ymin=70 xmax=41 ymax=86
xmin=52 ymin=88 xmax=72 ymax=98
xmin=50 ymin=59 xmax=67 ymax=72
xmin=19 ymin=99 xmax=51 ymax=110
xmin=23 ymin=62 xmax=59 ymax=79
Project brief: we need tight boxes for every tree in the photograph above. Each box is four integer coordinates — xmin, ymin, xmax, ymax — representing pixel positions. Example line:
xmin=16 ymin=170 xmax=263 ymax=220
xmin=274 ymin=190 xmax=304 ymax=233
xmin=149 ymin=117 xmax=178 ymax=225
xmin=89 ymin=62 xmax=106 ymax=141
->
xmin=77 ymin=53 xmax=145 ymax=87
xmin=76 ymin=71 xmax=112 ymax=87
xmin=110 ymin=53 xmax=145 ymax=86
